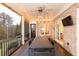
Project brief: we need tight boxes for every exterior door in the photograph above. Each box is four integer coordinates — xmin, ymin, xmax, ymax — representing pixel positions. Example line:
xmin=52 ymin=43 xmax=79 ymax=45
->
xmin=30 ymin=24 xmax=36 ymax=39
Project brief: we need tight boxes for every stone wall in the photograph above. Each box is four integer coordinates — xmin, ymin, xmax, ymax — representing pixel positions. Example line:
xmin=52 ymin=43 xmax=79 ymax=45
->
xmin=54 ymin=4 xmax=79 ymax=55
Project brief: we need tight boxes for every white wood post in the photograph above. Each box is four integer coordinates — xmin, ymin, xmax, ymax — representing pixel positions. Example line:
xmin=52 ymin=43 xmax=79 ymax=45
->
xmin=21 ymin=16 xmax=25 ymax=45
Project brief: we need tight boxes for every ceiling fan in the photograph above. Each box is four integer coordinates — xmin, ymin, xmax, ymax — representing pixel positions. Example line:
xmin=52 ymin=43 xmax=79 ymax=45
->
xmin=37 ymin=6 xmax=45 ymax=13
xmin=31 ymin=6 xmax=53 ymax=15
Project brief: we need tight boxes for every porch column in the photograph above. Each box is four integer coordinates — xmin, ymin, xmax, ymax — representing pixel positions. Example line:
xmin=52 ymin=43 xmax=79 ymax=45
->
xmin=21 ymin=16 xmax=25 ymax=45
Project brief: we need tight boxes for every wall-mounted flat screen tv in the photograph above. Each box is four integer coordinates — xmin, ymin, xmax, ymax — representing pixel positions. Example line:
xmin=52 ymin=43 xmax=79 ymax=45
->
xmin=62 ymin=16 xmax=73 ymax=26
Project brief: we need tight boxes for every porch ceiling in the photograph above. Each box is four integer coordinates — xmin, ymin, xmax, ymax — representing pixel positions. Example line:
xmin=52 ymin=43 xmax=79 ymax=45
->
xmin=2 ymin=3 xmax=74 ymax=22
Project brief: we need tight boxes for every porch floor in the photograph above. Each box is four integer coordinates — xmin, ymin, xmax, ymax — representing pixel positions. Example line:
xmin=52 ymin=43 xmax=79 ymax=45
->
xmin=11 ymin=41 xmax=29 ymax=56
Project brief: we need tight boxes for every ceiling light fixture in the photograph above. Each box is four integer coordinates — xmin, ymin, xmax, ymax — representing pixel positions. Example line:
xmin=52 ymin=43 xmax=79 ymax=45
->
xmin=31 ymin=6 xmax=53 ymax=19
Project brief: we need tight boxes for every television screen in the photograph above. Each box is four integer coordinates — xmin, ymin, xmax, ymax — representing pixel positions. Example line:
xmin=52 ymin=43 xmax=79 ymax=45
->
xmin=62 ymin=16 xmax=73 ymax=26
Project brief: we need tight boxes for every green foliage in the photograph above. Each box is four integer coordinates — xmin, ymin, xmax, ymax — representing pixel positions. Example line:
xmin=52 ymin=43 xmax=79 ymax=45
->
xmin=0 ymin=26 xmax=7 ymax=40
xmin=15 ymin=24 xmax=21 ymax=36
xmin=1 ymin=12 xmax=13 ymax=26
xmin=0 ymin=12 xmax=13 ymax=40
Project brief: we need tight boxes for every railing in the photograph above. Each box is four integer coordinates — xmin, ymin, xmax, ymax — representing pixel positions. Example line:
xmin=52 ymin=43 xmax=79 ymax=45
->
xmin=0 ymin=37 xmax=22 ymax=56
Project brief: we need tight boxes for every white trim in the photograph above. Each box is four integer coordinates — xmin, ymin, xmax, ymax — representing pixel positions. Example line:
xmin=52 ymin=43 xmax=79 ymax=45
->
xmin=21 ymin=16 xmax=25 ymax=45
